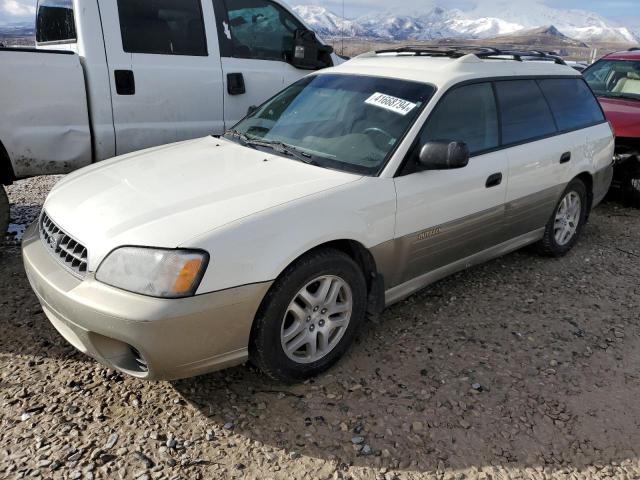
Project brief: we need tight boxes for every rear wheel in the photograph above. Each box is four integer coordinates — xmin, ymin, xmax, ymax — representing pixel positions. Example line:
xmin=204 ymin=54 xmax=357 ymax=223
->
xmin=250 ymin=248 xmax=367 ymax=383
xmin=536 ymin=179 xmax=588 ymax=257
xmin=0 ymin=186 xmax=8 ymax=238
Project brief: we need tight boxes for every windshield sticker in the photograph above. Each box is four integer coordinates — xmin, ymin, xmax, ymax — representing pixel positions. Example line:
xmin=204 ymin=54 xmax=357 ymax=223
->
xmin=365 ymin=93 xmax=417 ymax=116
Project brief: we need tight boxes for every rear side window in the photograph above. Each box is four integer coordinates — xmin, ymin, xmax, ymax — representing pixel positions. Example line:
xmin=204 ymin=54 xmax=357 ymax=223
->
xmin=36 ymin=0 xmax=76 ymax=43
xmin=495 ymin=80 xmax=557 ymax=145
xmin=420 ymin=82 xmax=499 ymax=155
xmin=538 ymin=79 xmax=605 ymax=131
xmin=117 ymin=0 xmax=207 ymax=56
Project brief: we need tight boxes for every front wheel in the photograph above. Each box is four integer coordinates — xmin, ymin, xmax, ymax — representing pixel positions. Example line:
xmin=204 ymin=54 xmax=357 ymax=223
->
xmin=0 ymin=186 xmax=8 ymax=238
xmin=250 ymin=248 xmax=367 ymax=383
xmin=536 ymin=179 xmax=588 ymax=257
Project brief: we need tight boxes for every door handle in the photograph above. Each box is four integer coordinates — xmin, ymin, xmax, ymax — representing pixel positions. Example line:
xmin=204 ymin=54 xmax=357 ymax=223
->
xmin=560 ymin=151 xmax=572 ymax=164
xmin=227 ymin=73 xmax=246 ymax=95
xmin=486 ymin=172 xmax=503 ymax=188
xmin=114 ymin=70 xmax=135 ymax=95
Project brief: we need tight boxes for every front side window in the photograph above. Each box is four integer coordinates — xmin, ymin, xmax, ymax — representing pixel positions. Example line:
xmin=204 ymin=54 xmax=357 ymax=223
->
xmin=226 ymin=74 xmax=435 ymax=175
xmin=584 ymin=59 xmax=640 ymax=101
xmin=495 ymin=80 xmax=557 ymax=145
xmin=117 ymin=0 xmax=207 ymax=56
xmin=418 ymin=82 xmax=499 ymax=155
xmin=36 ymin=0 xmax=76 ymax=43
xmin=538 ymin=79 xmax=605 ymax=131
xmin=223 ymin=0 xmax=302 ymax=60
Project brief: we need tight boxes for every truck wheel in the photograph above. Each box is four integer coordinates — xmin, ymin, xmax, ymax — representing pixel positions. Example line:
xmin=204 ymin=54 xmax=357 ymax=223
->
xmin=536 ymin=179 xmax=588 ymax=257
xmin=0 ymin=185 xmax=8 ymax=238
xmin=250 ymin=248 xmax=367 ymax=383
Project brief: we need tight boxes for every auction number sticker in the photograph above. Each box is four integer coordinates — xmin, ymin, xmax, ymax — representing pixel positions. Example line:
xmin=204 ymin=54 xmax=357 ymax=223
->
xmin=365 ymin=92 xmax=417 ymax=116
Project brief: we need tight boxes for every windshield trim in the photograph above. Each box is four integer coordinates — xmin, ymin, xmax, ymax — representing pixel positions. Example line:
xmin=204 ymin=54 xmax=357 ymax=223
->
xmin=228 ymin=73 xmax=438 ymax=177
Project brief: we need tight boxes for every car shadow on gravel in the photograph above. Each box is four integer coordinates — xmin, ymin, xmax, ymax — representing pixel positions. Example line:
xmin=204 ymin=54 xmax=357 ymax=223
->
xmin=0 ymin=246 xmax=89 ymax=363
xmin=173 ymin=204 xmax=640 ymax=474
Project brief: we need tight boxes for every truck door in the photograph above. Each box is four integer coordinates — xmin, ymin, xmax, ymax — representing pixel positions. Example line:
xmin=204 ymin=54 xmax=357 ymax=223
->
xmin=98 ymin=0 xmax=225 ymax=156
xmin=212 ymin=0 xmax=313 ymax=127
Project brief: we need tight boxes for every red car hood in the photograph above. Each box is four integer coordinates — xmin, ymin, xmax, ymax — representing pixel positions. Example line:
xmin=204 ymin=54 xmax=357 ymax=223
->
xmin=598 ymin=96 xmax=640 ymax=138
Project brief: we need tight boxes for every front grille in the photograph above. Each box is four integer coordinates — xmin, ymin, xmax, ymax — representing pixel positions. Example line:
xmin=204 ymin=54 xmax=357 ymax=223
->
xmin=39 ymin=212 xmax=88 ymax=277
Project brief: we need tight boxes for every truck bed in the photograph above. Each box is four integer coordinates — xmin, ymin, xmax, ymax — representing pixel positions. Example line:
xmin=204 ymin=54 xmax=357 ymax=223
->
xmin=0 ymin=47 xmax=92 ymax=179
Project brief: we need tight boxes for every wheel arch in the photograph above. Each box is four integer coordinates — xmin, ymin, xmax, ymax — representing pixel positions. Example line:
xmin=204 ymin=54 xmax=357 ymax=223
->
xmin=574 ymin=171 xmax=594 ymax=214
xmin=253 ymin=239 xmax=385 ymax=331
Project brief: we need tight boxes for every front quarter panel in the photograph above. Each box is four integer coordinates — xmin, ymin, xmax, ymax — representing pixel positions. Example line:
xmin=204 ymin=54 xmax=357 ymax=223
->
xmin=184 ymin=177 xmax=397 ymax=294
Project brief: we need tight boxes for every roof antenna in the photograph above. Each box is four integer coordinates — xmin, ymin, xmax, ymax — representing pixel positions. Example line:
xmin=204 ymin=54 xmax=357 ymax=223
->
xmin=341 ymin=0 xmax=345 ymax=56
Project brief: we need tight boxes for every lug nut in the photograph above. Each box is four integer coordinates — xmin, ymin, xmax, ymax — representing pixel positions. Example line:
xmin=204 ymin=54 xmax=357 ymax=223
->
xmin=313 ymin=306 xmax=319 ymax=312
xmin=306 ymin=316 xmax=311 ymax=322
xmin=321 ymin=308 xmax=327 ymax=314
xmin=309 ymin=325 xmax=315 ymax=332
xmin=319 ymin=319 xmax=325 ymax=327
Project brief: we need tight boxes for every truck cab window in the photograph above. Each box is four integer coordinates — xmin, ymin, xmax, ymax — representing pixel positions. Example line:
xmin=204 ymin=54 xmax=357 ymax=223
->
xmin=223 ymin=0 xmax=302 ymax=61
xmin=36 ymin=0 xmax=76 ymax=44
xmin=117 ymin=0 xmax=208 ymax=56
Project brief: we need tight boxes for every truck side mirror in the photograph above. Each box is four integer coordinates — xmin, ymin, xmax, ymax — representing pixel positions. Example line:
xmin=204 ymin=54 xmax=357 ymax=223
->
xmin=418 ymin=141 xmax=470 ymax=170
xmin=289 ymin=29 xmax=333 ymax=70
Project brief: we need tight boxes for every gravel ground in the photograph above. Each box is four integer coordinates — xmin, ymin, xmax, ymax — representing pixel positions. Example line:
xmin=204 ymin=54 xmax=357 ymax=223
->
xmin=2 ymin=176 xmax=640 ymax=480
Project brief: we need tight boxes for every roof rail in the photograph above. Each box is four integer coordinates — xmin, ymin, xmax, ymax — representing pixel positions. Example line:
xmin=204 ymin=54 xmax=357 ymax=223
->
xmin=370 ymin=45 xmax=567 ymax=65
xmin=629 ymin=47 xmax=640 ymax=51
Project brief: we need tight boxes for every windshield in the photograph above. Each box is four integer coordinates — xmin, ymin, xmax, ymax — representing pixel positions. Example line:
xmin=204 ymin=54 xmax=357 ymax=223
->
xmin=226 ymin=74 xmax=435 ymax=175
xmin=584 ymin=59 xmax=640 ymax=101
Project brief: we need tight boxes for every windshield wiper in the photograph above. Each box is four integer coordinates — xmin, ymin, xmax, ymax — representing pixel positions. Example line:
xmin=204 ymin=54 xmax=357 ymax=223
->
xmin=224 ymin=130 xmax=315 ymax=164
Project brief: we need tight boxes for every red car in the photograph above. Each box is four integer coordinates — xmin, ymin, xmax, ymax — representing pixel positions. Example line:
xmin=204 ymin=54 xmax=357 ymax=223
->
xmin=584 ymin=48 xmax=640 ymax=207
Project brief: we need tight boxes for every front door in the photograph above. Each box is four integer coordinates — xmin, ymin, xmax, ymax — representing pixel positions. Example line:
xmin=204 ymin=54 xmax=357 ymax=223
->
xmin=213 ymin=0 xmax=312 ymax=127
xmin=392 ymin=82 xmax=508 ymax=287
xmin=99 ymin=0 xmax=225 ymax=156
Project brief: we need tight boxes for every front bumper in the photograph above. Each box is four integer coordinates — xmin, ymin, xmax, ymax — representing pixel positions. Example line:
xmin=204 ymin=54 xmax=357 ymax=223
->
xmin=22 ymin=223 xmax=271 ymax=380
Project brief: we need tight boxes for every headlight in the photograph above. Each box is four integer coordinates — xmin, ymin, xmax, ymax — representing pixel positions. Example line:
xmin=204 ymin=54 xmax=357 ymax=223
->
xmin=96 ymin=247 xmax=209 ymax=298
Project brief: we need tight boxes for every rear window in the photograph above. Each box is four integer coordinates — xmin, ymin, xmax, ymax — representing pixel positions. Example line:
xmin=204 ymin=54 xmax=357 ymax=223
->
xmin=117 ymin=0 xmax=208 ymax=56
xmin=538 ymin=79 xmax=605 ymax=131
xmin=36 ymin=0 xmax=76 ymax=43
xmin=495 ymin=80 xmax=557 ymax=145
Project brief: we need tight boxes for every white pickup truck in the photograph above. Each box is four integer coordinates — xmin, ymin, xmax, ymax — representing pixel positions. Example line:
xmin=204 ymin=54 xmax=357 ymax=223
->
xmin=0 ymin=0 xmax=341 ymax=234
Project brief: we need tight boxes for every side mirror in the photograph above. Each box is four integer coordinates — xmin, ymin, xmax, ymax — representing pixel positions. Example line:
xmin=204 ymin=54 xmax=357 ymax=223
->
xmin=289 ymin=28 xmax=333 ymax=70
xmin=418 ymin=141 xmax=470 ymax=170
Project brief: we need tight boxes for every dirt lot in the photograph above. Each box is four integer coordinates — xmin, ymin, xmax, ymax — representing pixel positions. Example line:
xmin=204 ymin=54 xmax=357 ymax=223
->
xmin=1 ymin=176 xmax=640 ymax=480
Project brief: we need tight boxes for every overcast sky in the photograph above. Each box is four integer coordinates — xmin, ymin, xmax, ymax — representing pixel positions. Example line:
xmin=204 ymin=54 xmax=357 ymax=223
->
xmin=1 ymin=0 xmax=638 ymax=25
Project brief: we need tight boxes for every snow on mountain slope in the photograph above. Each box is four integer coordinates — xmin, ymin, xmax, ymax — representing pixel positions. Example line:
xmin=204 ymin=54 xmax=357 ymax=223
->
xmin=292 ymin=5 xmax=364 ymax=37
xmin=292 ymin=2 xmax=639 ymax=44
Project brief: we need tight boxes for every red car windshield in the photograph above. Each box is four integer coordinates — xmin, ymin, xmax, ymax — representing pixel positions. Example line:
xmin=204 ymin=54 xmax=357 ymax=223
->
xmin=584 ymin=59 xmax=640 ymax=101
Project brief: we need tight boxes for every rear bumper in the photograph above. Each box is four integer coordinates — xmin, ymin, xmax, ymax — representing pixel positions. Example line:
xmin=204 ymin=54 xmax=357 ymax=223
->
xmin=22 ymin=223 xmax=271 ymax=380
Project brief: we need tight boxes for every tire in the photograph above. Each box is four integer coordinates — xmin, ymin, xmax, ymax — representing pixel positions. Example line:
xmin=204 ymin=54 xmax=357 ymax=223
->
xmin=250 ymin=248 xmax=367 ymax=383
xmin=536 ymin=179 xmax=588 ymax=257
xmin=0 ymin=186 xmax=8 ymax=238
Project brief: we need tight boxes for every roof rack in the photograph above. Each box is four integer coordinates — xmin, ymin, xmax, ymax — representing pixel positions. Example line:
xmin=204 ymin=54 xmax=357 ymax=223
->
xmin=629 ymin=47 xmax=640 ymax=52
xmin=370 ymin=45 xmax=567 ymax=65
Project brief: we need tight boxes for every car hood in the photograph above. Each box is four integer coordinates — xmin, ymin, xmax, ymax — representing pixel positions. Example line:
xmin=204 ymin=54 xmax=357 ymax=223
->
xmin=44 ymin=137 xmax=361 ymax=269
xmin=598 ymin=96 xmax=640 ymax=138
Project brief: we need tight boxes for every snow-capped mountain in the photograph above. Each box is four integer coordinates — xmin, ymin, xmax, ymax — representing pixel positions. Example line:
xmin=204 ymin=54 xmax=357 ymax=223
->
xmin=292 ymin=1 xmax=639 ymax=45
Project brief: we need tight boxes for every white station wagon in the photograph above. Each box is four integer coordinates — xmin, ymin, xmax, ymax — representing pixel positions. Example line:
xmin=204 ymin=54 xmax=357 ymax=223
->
xmin=23 ymin=47 xmax=614 ymax=383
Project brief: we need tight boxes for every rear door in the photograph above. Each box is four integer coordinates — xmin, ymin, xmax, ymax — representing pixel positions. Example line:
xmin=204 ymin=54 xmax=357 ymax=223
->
xmin=495 ymin=79 xmax=570 ymax=239
xmin=392 ymin=82 xmax=508 ymax=287
xmin=212 ymin=0 xmax=313 ymax=127
xmin=98 ymin=0 xmax=225 ymax=156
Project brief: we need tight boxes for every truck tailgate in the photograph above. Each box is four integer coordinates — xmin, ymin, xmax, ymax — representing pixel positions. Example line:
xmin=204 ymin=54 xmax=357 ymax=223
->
xmin=0 ymin=49 xmax=92 ymax=178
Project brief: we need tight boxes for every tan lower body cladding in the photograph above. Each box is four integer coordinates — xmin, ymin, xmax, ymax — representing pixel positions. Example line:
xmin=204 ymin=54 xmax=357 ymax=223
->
xmin=371 ymin=184 xmax=566 ymax=305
